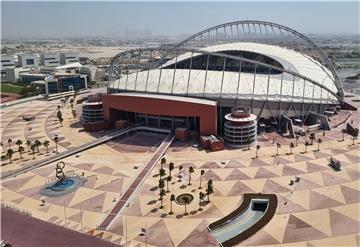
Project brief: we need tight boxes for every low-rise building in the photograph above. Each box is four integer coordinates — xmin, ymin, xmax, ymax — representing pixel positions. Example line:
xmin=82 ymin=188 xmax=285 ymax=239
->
xmin=40 ymin=53 xmax=60 ymax=67
xmin=19 ymin=73 xmax=48 ymax=84
xmin=17 ymin=54 xmax=39 ymax=68
xmin=4 ymin=67 xmax=33 ymax=83
xmin=1 ymin=55 xmax=15 ymax=71
xmin=60 ymin=52 xmax=79 ymax=65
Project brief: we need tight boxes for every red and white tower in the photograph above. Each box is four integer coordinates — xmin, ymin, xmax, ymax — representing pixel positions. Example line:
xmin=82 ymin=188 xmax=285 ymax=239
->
xmin=224 ymin=108 xmax=257 ymax=147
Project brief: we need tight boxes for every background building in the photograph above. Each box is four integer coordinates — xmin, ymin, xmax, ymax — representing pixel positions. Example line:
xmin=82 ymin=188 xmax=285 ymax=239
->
xmin=17 ymin=54 xmax=39 ymax=68
xmin=1 ymin=55 xmax=15 ymax=72
xmin=40 ymin=53 xmax=60 ymax=67
xmin=60 ymin=52 xmax=79 ymax=65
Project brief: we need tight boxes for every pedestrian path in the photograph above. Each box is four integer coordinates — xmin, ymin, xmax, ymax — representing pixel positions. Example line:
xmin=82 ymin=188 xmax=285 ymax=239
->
xmin=99 ymin=134 xmax=174 ymax=229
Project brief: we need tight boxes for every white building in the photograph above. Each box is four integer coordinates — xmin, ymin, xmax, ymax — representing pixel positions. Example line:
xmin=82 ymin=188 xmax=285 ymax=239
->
xmin=18 ymin=54 xmax=39 ymax=68
xmin=4 ymin=67 xmax=33 ymax=83
xmin=40 ymin=53 xmax=60 ymax=67
xmin=1 ymin=55 xmax=15 ymax=71
xmin=60 ymin=53 xmax=79 ymax=65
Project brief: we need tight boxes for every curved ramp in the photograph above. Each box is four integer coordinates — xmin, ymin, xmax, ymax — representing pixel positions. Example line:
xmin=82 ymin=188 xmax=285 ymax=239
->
xmin=208 ymin=193 xmax=277 ymax=247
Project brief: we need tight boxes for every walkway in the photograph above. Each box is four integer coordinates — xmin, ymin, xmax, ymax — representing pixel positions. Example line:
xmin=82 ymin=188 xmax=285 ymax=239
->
xmin=1 ymin=125 xmax=171 ymax=180
xmin=1 ymin=207 xmax=121 ymax=247
xmin=99 ymin=134 xmax=175 ymax=229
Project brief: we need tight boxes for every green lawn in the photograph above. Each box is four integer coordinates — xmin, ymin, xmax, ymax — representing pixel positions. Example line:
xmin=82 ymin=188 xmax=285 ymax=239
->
xmin=1 ymin=83 xmax=23 ymax=94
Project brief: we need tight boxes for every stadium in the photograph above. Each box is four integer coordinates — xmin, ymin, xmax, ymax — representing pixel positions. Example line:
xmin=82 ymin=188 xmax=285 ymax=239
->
xmin=105 ymin=20 xmax=344 ymax=145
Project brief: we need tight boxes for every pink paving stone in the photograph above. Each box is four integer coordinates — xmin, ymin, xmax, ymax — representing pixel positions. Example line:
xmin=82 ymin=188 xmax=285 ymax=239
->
xmin=306 ymin=161 xmax=328 ymax=173
xmin=340 ymin=185 xmax=360 ymax=204
xmin=277 ymin=195 xmax=306 ymax=214
xmin=2 ymin=175 xmax=34 ymax=191
xmin=225 ymin=168 xmax=251 ymax=180
xmin=294 ymin=154 xmax=313 ymax=162
xmin=254 ymin=167 xmax=278 ymax=179
xmin=74 ymin=162 xmax=96 ymax=170
xmin=282 ymin=165 xmax=306 ymax=176
xmin=200 ymin=161 xmax=221 ymax=168
xmin=134 ymin=219 xmax=175 ymax=247
xmin=321 ymin=171 xmax=351 ymax=186
xmin=329 ymin=209 xmax=360 ymax=236
xmin=92 ymin=166 xmax=114 ymax=175
xmin=96 ymin=177 xmax=124 ymax=193
xmin=202 ymin=170 xmax=222 ymax=181
xmin=249 ymin=158 xmax=270 ymax=167
xmin=72 ymin=192 xmax=107 ymax=213
xmin=178 ymin=220 xmax=218 ymax=247
xmin=282 ymin=214 xmax=327 ymax=243
xmin=309 ymin=190 xmax=343 ymax=210
xmin=226 ymin=160 xmax=247 ymax=168
xmin=227 ymin=181 xmax=254 ymax=196
xmin=294 ymin=177 xmax=322 ymax=191
xmin=262 ymin=179 xmax=291 ymax=193
xmin=238 ymin=229 xmax=281 ymax=246
xmin=194 ymin=204 xmax=225 ymax=218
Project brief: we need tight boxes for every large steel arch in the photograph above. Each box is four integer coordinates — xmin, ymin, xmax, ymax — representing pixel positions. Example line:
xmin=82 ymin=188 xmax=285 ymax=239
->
xmin=176 ymin=20 xmax=343 ymax=99
xmin=108 ymin=46 xmax=340 ymax=102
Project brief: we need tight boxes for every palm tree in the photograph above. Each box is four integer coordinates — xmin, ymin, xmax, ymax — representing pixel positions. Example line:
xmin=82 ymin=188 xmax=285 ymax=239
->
xmin=206 ymin=179 xmax=214 ymax=203
xmin=18 ymin=146 xmax=25 ymax=159
xmin=159 ymin=178 xmax=165 ymax=192
xmin=178 ymin=165 xmax=183 ymax=182
xmin=169 ymin=194 xmax=175 ymax=215
xmin=57 ymin=111 xmax=63 ymax=127
xmin=7 ymin=139 xmax=12 ymax=149
xmin=199 ymin=192 xmax=205 ymax=211
xmin=159 ymin=168 xmax=166 ymax=178
xmin=34 ymin=140 xmax=41 ymax=153
xmin=43 ymin=140 xmax=50 ymax=153
xmin=72 ymin=109 xmax=77 ymax=120
xmin=255 ymin=145 xmax=260 ymax=158
xmin=7 ymin=149 xmax=14 ymax=163
xmin=26 ymin=140 xmax=31 ymax=152
xmin=188 ymin=166 xmax=195 ymax=185
xmin=57 ymin=105 xmax=61 ymax=111
xmin=70 ymin=103 xmax=74 ymax=109
xmin=159 ymin=189 xmax=166 ymax=209
xmin=317 ymin=138 xmax=322 ymax=151
xmin=15 ymin=140 xmax=22 ymax=149
xmin=199 ymin=170 xmax=205 ymax=189
xmin=276 ymin=143 xmax=281 ymax=156
xmin=53 ymin=135 xmax=59 ymax=153
xmin=183 ymin=196 xmax=189 ymax=216
xmin=341 ymin=129 xmax=346 ymax=141
xmin=169 ymin=162 xmax=174 ymax=177
xmin=289 ymin=143 xmax=295 ymax=154
xmin=247 ymin=137 xmax=252 ymax=150
xmin=30 ymin=144 xmax=36 ymax=159
xmin=166 ymin=176 xmax=172 ymax=193
xmin=309 ymin=133 xmax=315 ymax=145
xmin=295 ymin=135 xmax=299 ymax=146
xmin=304 ymin=141 xmax=310 ymax=153
xmin=160 ymin=157 xmax=166 ymax=170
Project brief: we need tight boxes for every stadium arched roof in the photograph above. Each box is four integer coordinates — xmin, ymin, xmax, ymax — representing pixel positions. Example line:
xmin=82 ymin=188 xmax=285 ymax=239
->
xmin=108 ymin=20 xmax=343 ymax=105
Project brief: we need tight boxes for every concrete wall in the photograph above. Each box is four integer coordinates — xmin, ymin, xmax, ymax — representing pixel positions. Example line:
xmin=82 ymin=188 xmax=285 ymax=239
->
xmin=306 ymin=112 xmax=331 ymax=130
xmin=103 ymin=94 xmax=218 ymax=135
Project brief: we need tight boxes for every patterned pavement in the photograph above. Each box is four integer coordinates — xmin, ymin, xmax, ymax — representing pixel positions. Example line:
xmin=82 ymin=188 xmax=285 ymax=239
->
xmin=1 ymin=97 xmax=359 ymax=247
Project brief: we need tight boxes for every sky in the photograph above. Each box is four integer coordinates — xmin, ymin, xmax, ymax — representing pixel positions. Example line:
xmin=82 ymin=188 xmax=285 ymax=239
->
xmin=1 ymin=1 xmax=359 ymax=39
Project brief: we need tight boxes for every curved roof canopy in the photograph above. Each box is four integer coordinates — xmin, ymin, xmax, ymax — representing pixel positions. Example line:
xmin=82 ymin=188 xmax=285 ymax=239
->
xmin=108 ymin=20 xmax=343 ymax=104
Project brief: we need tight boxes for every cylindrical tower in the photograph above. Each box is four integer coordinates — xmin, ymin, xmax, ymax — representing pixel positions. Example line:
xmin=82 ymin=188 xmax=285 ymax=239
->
xmin=223 ymin=108 xmax=257 ymax=147
xmin=82 ymin=100 xmax=104 ymax=123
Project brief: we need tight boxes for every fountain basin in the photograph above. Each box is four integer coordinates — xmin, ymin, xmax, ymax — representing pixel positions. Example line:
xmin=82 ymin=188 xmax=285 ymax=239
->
xmin=40 ymin=176 xmax=86 ymax=197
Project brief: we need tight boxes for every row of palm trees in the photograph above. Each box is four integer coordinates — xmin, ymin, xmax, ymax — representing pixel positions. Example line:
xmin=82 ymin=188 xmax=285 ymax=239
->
xmin=2 ymin=136 xmax=60 ymax=163
xmin=158 ymin=157 xmax=214 ymax=215
xmin=253 ymin=136 xmax=326 ymax=159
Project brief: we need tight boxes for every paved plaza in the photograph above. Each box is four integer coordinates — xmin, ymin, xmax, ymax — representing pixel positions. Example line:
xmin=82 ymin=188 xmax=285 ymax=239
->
xmin=1 ymin=97 xmax=359 ymax=247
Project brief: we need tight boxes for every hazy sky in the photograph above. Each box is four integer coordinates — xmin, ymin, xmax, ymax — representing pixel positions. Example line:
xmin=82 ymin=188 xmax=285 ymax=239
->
xmin=1 ymin=1 xmax=359 ymax=39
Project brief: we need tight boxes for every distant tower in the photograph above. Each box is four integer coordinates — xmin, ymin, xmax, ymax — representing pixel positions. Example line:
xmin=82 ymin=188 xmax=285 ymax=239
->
xmin=223 ymin=108 xmax=257 ymax=148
